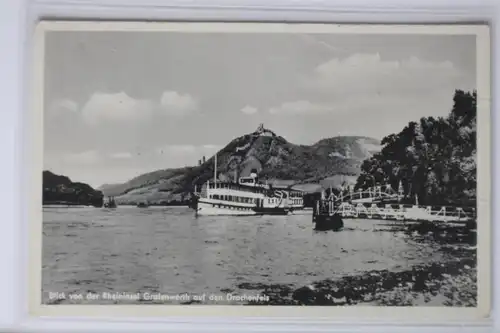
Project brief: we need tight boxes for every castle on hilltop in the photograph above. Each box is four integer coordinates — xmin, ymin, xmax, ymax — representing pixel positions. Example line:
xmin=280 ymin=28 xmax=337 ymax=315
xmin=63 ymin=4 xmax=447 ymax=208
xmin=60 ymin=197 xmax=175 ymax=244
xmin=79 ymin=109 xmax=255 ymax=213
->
xmin=253 ymin=123 xmax=276 ymax=137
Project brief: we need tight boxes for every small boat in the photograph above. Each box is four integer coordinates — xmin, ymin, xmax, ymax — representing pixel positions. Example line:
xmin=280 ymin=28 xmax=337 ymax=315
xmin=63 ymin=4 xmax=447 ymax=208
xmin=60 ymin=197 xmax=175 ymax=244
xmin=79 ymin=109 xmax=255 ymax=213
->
xmin=137 ymin=201 xmax=149 ymax=208
xmin=104 ymin=197 xmax=117 ymax=208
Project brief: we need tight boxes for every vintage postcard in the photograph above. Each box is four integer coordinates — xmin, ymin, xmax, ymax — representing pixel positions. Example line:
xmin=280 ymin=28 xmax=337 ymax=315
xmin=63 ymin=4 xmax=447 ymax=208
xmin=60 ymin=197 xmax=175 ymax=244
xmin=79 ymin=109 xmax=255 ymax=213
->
xmin=28 ymin=21 xmax=491 ymax=321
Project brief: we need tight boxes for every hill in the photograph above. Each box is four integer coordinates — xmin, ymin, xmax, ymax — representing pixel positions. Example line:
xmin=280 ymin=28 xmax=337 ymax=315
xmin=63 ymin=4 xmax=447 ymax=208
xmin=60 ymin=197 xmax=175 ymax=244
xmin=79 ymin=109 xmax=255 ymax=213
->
xmin=101 ymin=124 xmax=380 ymax=205
xmin=43 ymin=171 xmax=104 ymax=207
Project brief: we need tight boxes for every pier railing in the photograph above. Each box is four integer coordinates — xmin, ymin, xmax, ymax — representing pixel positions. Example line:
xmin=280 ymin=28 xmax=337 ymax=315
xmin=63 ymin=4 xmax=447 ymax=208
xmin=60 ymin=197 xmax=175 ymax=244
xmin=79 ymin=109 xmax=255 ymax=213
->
xmin=314 ymin=199 xmax=476 ymax=224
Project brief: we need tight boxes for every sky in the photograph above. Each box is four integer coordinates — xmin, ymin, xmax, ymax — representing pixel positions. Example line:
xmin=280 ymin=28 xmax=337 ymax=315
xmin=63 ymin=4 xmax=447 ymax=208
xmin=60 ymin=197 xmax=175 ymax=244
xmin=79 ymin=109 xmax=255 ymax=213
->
xmin=43 ymin=30 xmax=476 ymax=188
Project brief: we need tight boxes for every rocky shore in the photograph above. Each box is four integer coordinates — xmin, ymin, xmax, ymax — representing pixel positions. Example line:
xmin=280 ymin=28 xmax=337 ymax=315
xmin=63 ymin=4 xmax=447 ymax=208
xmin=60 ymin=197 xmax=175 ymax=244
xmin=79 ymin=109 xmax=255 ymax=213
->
xmin=240 ymin=255 xmax=476 ymax=306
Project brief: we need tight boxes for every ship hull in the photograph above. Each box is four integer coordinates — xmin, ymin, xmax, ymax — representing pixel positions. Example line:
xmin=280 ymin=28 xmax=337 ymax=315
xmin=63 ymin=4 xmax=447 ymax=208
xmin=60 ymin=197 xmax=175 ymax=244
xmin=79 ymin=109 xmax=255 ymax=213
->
xmin=289 ymin=207 xmax=313 ymax=215
xmin=313 ymin=214 xmax=344 ymax=231
xmin=253 ymin=207 xmax=290 ymax=215
xmin=195 ymin=200 xmax=257 ymax=216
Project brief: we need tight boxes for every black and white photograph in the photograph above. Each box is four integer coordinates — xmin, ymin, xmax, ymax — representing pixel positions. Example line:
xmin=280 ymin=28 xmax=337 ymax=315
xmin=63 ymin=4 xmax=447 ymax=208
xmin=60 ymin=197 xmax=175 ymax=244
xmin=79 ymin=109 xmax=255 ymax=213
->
xmin=32 ymin=22 xmax=490 ymax=316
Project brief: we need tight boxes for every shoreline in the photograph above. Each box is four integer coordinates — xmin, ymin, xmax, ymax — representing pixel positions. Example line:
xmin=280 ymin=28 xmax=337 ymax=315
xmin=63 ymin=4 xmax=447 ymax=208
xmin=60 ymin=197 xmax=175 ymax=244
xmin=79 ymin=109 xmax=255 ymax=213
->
xmin=43 ymin=256 xmax=476 ymax=306
xmin=42 ymin=204 xmax=191 ymax=208
xmin=242 ymin=255 xmax=476 ymax=306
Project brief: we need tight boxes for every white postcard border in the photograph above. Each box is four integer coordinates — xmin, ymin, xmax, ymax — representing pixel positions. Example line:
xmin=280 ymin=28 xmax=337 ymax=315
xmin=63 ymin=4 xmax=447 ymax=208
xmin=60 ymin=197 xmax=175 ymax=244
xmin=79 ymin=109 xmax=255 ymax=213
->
xmin=27 ymin=20 xmax=492 ymax=323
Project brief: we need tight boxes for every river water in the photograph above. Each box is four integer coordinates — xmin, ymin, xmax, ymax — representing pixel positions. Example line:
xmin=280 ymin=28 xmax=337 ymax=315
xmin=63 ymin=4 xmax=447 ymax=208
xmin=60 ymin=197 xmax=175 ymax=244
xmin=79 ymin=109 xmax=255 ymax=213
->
xmin=42 ymin=206 xmax=476 ymax=305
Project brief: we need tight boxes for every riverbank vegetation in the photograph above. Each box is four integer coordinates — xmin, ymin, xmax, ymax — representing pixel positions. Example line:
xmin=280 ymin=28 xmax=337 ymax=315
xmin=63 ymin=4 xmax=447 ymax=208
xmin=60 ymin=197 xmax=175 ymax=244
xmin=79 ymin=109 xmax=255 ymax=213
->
xmin=355 ymin=90 xmax=477 ymax=207
xmin=43 ymin=171 xmax=104 ymax=207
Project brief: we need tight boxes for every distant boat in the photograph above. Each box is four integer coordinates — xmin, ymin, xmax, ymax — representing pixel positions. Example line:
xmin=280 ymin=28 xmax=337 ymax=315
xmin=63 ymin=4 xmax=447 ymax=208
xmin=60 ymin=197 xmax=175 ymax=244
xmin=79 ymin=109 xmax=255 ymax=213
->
xmin=137 ymin=201 xmax=149 ymax=208
xmin=104 ymin=197 xmax=117 ymax=208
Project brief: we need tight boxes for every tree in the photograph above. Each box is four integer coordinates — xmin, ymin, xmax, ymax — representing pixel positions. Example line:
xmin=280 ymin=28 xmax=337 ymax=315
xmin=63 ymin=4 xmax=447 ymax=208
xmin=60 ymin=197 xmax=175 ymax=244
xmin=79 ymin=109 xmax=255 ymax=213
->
xmin=355 ymin=90 xmax=477 ymax=207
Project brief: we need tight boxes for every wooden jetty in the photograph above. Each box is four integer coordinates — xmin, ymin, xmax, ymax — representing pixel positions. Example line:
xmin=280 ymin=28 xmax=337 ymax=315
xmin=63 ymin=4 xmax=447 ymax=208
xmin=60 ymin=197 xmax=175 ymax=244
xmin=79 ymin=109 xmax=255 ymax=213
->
xmin=312 ymin=183 xmax=477 ymax=230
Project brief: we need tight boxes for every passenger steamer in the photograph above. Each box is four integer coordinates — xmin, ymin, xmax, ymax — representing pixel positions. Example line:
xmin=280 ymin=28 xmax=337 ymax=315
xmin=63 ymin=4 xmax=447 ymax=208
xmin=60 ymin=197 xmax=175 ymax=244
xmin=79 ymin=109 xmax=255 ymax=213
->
xmin=193 ymin=154 xmax=304 ymax=216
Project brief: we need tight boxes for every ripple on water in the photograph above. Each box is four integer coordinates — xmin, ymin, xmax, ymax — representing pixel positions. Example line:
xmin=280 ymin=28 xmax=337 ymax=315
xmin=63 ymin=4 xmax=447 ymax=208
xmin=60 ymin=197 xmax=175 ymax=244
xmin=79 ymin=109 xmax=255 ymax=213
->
xmin=42 ymin=208 xmax=476 ymax=304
